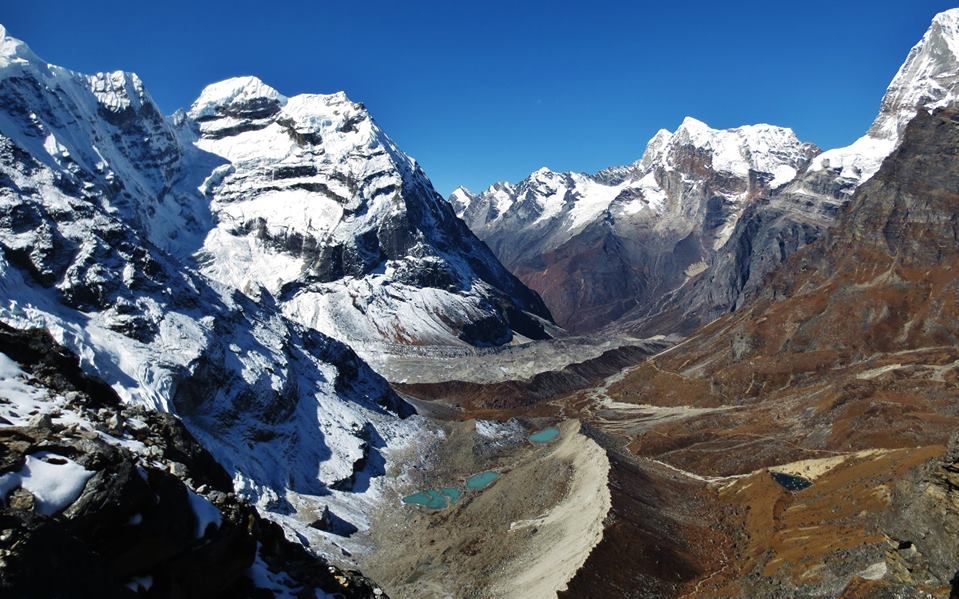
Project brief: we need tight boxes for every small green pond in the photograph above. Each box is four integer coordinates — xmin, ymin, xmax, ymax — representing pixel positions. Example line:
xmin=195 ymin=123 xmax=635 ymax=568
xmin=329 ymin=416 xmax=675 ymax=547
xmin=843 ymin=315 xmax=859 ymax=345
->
xmin=465 ymin=471 xmax=500 ymax=490
xmin=402 ymin=487 xmax=462 ymax=510
xmin=528 ymin=426 xmax=561 ymax=444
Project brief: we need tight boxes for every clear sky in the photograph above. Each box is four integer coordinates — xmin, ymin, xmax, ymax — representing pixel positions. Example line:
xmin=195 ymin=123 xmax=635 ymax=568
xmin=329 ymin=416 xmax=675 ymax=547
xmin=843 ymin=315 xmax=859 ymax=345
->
xmin=4 ymin=1 xmax=956 ymax=195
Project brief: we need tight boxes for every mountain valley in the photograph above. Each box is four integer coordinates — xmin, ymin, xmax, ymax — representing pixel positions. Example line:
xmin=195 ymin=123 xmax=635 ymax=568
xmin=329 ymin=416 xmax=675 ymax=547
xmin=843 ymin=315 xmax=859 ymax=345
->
xmin=1 ymin=7 xmax=959 ymax=599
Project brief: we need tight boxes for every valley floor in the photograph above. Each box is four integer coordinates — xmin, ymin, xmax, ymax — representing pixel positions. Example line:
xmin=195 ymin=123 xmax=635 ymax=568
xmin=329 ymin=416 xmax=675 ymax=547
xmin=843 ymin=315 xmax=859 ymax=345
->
xmin=362 ymin=418 xmax=609 ymax=599
xmin=379 ymin=333 xmax=959 ymax=599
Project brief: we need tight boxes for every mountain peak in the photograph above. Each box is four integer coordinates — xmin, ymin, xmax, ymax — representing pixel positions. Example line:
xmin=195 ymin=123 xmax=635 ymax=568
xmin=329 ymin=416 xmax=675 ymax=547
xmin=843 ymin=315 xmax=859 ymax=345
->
xmin=532 ymin=166 xmax=555 ymax=176
xmin=0 ymin=24 xmax=40 ymax=69
xmin=874 ymin=8 xmax=959 ymax=136
xmin=811 ymin=8 xmax=959 ymax=183
xmin=447 ymin=186 xmax=474 ymax=215
xmin=190 ymin=75 xmax=287 ymax=119
xmin=678 ymin=115 xmax=710 ymax=131
xmin=932 ymin=7 xmax=959 ymax=31
xmin=639 ymin=128 xmax=674 ymax=166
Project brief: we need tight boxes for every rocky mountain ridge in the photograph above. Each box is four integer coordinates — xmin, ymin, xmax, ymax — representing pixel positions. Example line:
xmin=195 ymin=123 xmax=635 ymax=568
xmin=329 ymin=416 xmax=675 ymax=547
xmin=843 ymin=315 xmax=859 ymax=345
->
xmin=452 ymin=115 xmax=818 ymax=332
xmin=0 ymin=324 xmax=386 ymax=598
xmin=618 ymin=7 xmax=959 ymax=336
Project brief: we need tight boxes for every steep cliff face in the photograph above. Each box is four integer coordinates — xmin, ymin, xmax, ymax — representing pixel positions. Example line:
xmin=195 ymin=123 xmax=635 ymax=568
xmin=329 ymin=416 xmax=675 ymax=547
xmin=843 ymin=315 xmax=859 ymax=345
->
xmin=186 ymin=76 xmax=553 ymax=349
xmin=453 ymin=119 xmax=817 ymax=332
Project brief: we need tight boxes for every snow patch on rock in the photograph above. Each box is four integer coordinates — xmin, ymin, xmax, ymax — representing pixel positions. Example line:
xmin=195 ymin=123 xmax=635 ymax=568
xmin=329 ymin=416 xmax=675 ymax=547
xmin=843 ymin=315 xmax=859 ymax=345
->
xmin=0 ymin=452 xmax=94 ymax=516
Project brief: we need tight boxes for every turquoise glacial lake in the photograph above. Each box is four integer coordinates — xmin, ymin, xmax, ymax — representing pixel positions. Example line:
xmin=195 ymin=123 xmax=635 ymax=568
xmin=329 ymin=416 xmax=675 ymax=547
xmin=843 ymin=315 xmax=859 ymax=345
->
xmin=402 ymin=487 xmax=462 ymax=510
xmin=465 ymin=471 xmax=500 ymax=490
xmin=528 ymin=426 xmax=561 ymax=444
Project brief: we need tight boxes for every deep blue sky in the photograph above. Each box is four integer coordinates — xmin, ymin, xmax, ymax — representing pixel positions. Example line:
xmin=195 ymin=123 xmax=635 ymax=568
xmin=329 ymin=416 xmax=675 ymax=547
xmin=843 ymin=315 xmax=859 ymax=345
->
xmin=4 ymin=1 xmax=956 ymax=195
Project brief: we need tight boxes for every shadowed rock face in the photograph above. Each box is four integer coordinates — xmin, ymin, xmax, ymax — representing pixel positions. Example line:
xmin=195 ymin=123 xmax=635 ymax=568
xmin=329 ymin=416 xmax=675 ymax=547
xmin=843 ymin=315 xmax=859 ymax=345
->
xmin=592 ymin=108 xmax=959 ymax=596
xmin=0 ymin=325 xmax=387 ymax=599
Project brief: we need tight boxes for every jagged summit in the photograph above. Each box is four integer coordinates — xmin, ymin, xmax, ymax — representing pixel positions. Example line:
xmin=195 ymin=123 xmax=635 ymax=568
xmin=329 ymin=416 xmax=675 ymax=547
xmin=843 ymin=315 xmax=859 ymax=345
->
xmin=614 ymin=8 xmax=959 ymax=339
xmin=0 ymin=26 xmax=153 ymax=119
xmin=188 ymin=76 xmax=553 ymax=350
xmin=454 ymin=115 xmax=816 ymax=233
xmin=447 ymin=185 xmax=474 ymax=214
xmin=811 ymin=8 xmax=959 ymax=184
xmin=0 ymin=25 xmax=40 ymax=66
xmin=451 ymin=115 xmax=818 ymax=331
xmin=189 ymin=75 xmax=288 ymax=119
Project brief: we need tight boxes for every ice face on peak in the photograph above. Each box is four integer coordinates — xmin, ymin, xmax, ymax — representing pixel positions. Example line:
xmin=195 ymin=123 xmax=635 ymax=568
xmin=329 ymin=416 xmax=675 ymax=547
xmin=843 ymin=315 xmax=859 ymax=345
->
xmin=667 ymin=116 xmax=808 ymax=179
xmin=875 ymin=9 xmax=959 ymax=135
xmin=811 ymin=9 xmax=959 ymax=184
xmin=189 ymin=75 xmax=288 ymax=120
xmin=0 ymin=31 xmax=211 ymax=259
xmin=0 ymin=27 xmax=155 ymax=122
xmin=448 ymin=186 xmax=474 ymax=213
xmin=676 ymin=115 xmax=710 ymax=134
xmin=527 ymin=166 xmax=569 ymax=188
xmin=532 ymin=166 xmax=556 ymax=176
xmin=87 ymin=70 xmax=152 ymax=114
xmin=0 ymin=25 xmax=40 ymax=68
xmin=639 ymin=128 xmax=674 ymax=166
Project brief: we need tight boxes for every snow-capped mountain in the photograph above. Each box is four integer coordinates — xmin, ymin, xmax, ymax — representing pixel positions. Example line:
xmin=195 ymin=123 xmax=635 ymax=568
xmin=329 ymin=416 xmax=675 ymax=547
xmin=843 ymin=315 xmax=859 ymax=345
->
xmin=182 ymin=76 xmax=552 ymax=350
xmin=0 ymin=23 xmax=458 ymax=570
xmin=810 ymin=8 xmax=959 ymax=187
xmin=453 ymin=8 xmax=959 ymax=336
xmin=451 ymin=118 xmax=818 ymax=332
xmin=0 ymin=15 xmax=562 ymax=554
xmin=620 ymin=8 xmax=959 ymax=335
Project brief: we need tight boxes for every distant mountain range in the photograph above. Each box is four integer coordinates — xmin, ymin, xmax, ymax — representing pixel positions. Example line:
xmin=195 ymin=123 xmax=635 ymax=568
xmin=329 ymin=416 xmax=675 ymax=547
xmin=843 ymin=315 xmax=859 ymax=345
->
xmin=450 ymin=9 xmax=959 ymax=335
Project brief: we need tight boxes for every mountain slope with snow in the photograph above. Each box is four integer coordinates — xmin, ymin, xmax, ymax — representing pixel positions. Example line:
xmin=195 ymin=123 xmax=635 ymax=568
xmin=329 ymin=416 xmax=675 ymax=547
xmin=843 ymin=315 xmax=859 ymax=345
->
xmin=619 ymin=8 xmax=959 ymax=335
xmin=810 ymin=9 xmax=959 ymax=186
xmin=182 ymin=76 xmax=553 ymax=351
xmin=0 ymin=23 xmax=424 ymax=565
xmin=452 ymin=118 xmax=818 ymax=331
xmin=454 ymin=9 xmax=959 ymax=337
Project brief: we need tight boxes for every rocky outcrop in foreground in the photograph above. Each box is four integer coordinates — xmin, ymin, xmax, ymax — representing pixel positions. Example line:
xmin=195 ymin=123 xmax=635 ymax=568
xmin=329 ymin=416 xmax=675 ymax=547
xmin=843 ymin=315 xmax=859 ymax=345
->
xmin=0 ymin=324 xmax=386 ymax=598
